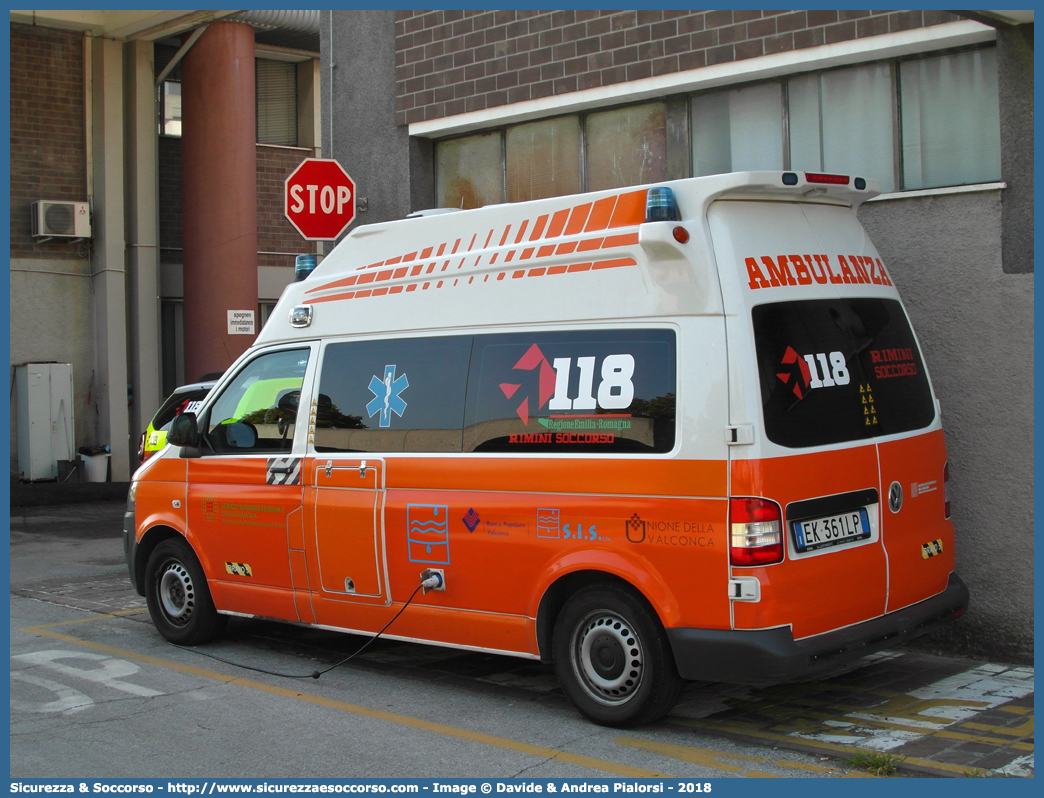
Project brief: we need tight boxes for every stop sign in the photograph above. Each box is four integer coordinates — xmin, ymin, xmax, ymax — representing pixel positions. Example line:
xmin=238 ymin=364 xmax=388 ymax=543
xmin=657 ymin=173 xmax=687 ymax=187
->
xmin=284 ymin=158 xmax=357 ymax=240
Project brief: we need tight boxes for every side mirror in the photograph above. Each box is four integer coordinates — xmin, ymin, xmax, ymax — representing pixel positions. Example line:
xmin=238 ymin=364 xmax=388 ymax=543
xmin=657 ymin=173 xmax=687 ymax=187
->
xmin=168 ymin=413 xmax=199 ymax=447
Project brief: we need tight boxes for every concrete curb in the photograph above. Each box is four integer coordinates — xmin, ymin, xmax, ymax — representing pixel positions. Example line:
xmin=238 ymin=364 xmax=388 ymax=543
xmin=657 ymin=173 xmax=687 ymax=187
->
xmin=10 ymin=481 xmax=130 ymax=507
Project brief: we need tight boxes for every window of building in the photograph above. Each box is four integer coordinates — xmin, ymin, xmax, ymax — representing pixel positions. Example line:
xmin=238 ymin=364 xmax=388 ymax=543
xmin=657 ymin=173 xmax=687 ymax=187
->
xmin=160 ymin=80 xmax=182 ymax=137
xmin=900 ymin=48 xmax=1001 ymax=190
xmin=788 ymin=62 xmax=896 ymax=191
xmin=506 ymin=116 xmax=581 ymax=203
xmin=585 ymin=102 xmax=667 ymax=191
xmin=156 ymin=59 xmax=302 ymax=145
xmin=691 ymin=82 xmax=783 ymax=176
xmin=256 ymin=59 xmax=298 ymax=146
xmin=434 ymin=46 xmax=1000 ymax=206
xmin=436 ymin=131 xmax=504 ymax=210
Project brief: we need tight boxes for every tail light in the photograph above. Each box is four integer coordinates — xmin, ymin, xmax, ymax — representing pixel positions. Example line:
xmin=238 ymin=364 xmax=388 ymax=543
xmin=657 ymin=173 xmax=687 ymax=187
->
xmin=944 ymin=461 xmax=951 ymax=519
xmin=730 ymin=497 xmax=784 ymax=566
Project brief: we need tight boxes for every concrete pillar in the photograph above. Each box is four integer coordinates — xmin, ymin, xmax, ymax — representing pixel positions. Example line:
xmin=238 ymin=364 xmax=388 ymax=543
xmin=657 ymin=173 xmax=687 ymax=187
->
xmin=124 ymin=39 xmax=162 ymax=460
xmin=181 ymin=21 xmax=258 ymax=381
xmin=322 ymin=10 xmax=433 ymax=230
xmin=89 ymin=35 xmax=131 ymax=480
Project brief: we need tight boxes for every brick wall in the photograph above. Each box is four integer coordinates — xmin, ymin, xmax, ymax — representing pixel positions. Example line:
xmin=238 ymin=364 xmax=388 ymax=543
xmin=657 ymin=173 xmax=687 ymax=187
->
xmin=10 ymin=23 xmax=86 ymax=260
xmin=395 ymin=9 xmax=961 ymax=126
xmin=257 ymin=146 xmax=316 ymax=268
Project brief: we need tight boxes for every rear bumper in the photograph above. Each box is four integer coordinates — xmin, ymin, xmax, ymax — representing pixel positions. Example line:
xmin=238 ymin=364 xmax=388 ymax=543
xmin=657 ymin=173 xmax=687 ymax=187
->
xmin=667 ymin=572 xmax=969 ymax=683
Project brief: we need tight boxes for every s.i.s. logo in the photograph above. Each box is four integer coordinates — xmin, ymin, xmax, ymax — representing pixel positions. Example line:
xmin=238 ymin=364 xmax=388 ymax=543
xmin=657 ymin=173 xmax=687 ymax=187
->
xmin=777 ymin=346 xmax=850 ymax=400
xmin=499 ymin=344 xmax=635 ymax=424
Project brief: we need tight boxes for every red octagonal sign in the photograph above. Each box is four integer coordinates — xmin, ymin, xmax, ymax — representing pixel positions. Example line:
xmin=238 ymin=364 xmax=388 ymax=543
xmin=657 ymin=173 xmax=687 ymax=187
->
xmin=284 ymin=158 xmax=357 ymax=241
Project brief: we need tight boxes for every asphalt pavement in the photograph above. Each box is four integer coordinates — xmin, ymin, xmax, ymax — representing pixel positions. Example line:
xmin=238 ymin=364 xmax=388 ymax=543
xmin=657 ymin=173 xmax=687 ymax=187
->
xmin=9 ymin=493 xmax=1034 ymax=779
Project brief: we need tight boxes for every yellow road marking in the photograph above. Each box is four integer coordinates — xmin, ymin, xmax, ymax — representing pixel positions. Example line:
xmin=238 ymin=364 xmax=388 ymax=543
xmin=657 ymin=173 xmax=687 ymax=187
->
xmin=614 ymin=737 xmax=837 ymax=777
xmin=960 ymin=718 xmax=1033 ymax=737
xmin=999 ymin=705 xmax=1032 ymax=716
xmin=774 ymin=760 xmax=835 ymax=774
xmin=20 ymin=619 xmax=667 ymax=778
xmin=665 ymin=717 xmax=976 ymax=776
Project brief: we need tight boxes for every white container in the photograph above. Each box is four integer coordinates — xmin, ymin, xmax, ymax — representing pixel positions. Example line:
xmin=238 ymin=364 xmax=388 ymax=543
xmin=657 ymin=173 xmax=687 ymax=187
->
xmin=79 ymin=453 xmax=110 ymax=482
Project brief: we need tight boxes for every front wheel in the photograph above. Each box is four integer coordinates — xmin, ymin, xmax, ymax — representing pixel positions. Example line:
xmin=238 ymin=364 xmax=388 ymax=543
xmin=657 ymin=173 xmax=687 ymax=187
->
xmin=144 ymin=537 xmax=227 ymax=645
xmin=553 ymin=584 xmax=682 ymax=727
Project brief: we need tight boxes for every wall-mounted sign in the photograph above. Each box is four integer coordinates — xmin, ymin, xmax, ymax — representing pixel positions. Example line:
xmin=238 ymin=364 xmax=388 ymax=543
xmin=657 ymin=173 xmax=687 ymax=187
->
xmin=227 ymin=310 xmax=255 ymax=335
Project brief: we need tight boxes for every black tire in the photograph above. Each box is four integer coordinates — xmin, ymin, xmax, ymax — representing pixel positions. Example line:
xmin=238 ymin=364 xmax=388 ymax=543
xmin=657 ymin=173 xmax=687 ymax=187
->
xmin=552 ymin=584 xmax=682 ymax=727
xmin=144 ymin=537 xmax=227 ymax=645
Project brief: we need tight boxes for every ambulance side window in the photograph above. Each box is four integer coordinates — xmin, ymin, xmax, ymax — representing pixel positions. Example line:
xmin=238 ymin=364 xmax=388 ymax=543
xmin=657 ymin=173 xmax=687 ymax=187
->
xmin=464 ymin=329 xmax=676 ymax=454
xmin=201 ymin=348 xmax=310 ymax=455
xmin=314 ymin=336 xmax=472 ymax=453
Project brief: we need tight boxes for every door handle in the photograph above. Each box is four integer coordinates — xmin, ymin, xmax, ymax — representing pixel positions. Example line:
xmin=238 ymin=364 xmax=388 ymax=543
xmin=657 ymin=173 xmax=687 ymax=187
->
xmin=359 ymin=460 xmax=368 ymax=479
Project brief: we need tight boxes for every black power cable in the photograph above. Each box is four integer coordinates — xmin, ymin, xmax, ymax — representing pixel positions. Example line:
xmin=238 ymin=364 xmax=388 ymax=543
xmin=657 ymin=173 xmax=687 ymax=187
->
xmin=169 ymin=579 xmax=431 ymax=680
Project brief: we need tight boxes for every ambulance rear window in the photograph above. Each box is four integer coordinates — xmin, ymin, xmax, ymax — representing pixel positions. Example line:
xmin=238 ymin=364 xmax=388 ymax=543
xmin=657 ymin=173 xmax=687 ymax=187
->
xmin=753 ymin=298 xmax=935 ymax=448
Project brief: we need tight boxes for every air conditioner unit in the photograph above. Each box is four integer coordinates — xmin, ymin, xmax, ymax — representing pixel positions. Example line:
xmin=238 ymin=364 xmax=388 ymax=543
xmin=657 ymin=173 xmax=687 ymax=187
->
xmin=31 ymin=200 xmax=91 ymax=239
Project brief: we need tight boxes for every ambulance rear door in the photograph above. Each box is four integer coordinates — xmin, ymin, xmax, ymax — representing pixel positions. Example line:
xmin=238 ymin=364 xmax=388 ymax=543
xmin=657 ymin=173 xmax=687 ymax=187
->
xmin=710 ymin=198 xmax=890 ymax=640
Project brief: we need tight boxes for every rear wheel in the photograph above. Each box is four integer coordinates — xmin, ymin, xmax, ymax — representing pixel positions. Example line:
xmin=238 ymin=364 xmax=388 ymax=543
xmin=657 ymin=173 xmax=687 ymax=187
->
xmin=144 ymin=537 xmax=227 ymax=645
xmin=553 ymin=584 xmax=682 ymax=727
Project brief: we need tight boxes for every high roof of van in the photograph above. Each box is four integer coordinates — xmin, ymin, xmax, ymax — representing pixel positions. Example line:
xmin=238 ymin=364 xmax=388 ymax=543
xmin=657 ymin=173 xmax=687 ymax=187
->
xmin=256 ymin=172 xmax=881 ymax=345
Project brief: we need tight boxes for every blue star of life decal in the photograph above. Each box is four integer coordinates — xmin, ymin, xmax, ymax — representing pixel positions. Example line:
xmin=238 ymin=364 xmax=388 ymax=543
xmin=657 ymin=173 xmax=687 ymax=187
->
xmin=366 ymin=364 xmax=409 ymax=428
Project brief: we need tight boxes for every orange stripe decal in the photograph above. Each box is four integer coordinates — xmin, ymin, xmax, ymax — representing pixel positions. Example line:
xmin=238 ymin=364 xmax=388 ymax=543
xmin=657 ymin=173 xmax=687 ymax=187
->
xmin=356 ymin=289 xmax=372 ymax=297
xmin=410 ymin=265 xmax=423 ymax=276
xmin=584 ymin=196 xmax=617 ymax=232
xmin=537 ymin=245 xmax=556 ymax=257
xmin=602 ymin=232 xmax=639 ymax=248
xmin=547 ymin=265 xmax=568 ymax=275
xmin=513 ymin=219 xmax=529 ymax=243
xmin=577 ymin=237 xmax=604 ymax=252
xmin=390 ymin=285 xmax=403 ymax=294
xmin=499 ymin=225 xmax=512 ymax=246
xmin=406 ymin=284 xmax=417 ymax=292
xmin=512 ymin=270 xmax=525 ymax=279
xmin=608 ymin=190 xmax=646 ymax=228
xmin=376 ymin=270 xmax=393 ymax=282
xmin=528 ymin=267 xmax=546 ymax=277
xmin=451 ymin=239 xmax=461 ymax=254
xmin=567 ymin=263 xmax=592 ymax=272
xmin=520 ymin=248 xmax=535 ymax=260
xmin=467 ymin=235 xmax=477 ymax=251
xmin=484 ymin=230 xmax=494 ymax=248
xmin=420 ymin=247 xmax=433 ymax=260
xmin=565 ymin=203 xmax=592 ymax=235
xmin=436 ymin=243 xmax=446 ymax=256
xmin=505 ymin=250 xmax=516 ymax=262
xmin=372 ymin=287 xmax=389 ymax=296
xmin=496 ymin=273 xmax=506 ymax=280
xmin=385 ymin=256 xmax=402 ymax=266
xmin=556 ymin=241 xmax=578 ymax=255
xmin=545 ymin=209 xmax=569 ymax=238
xmin=529 ymin=215 xmax=548 ymax=240
xmin=593 ymin=258 xmax=635 ymax=270
xmin=357 ymin=272 xmax=376 ymax=285
xmin=393 ymin=267 xmax=408 ymax=279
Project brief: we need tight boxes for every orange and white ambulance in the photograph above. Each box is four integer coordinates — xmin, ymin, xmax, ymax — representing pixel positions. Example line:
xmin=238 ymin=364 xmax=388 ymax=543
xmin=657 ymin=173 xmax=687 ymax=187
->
xmin=125 ymin=171 xmax=968 ymax=726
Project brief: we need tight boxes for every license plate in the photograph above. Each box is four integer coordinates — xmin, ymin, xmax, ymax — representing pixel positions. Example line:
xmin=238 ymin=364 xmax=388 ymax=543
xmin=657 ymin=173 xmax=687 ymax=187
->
xmin=792 ymin=508 xmax=870 ymax=553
